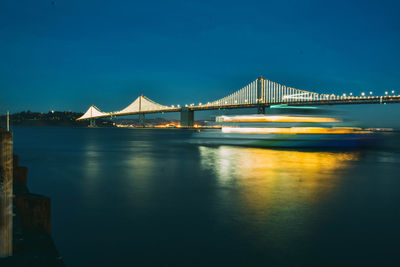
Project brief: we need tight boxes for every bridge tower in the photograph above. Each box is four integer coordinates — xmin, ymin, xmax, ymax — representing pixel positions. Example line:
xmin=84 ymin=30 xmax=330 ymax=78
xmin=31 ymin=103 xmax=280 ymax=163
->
xmin=139 ymin=113 xmax=145 ymax=127
xmin=180 ymin=108 xmax=194 ymax=127
xmin=0 ymin=128 xmax=13 ymax=257
xmin=257 ymin=77 xmax=265 ymax=114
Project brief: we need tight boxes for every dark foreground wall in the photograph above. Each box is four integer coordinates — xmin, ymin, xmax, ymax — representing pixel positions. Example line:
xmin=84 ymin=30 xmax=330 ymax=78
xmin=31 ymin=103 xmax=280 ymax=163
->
xmin=0 ymin=154 xmax=65 ymax=266
xmin=0 ymin=130 xmax=13 ymax=257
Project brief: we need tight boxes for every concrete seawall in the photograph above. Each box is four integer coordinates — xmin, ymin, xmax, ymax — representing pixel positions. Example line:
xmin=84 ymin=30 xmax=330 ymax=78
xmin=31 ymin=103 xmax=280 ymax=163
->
xmin=0 ymin=130 xmax=13 ymax=257
xmin=0 ymin=128 xmax=64 ymax=266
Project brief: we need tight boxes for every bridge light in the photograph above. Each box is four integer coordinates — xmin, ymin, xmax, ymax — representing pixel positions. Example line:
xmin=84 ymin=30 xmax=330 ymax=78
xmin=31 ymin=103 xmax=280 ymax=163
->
xmin=199 ymin=103 xmax=202 ymax=106
xmin=369 ymin=91 xmax=373 ymax=95
xmin=385 ymin=91 xmax=388 ymax=95
xmin=350 ymin=93 xmax=353 ymax=96
xmin=171 ymin=105 xmax=174 ymax=108
xmin=177 ymin=105 xmax=180 ymax=108
xmin=392 ymin=90 xmax=395 ymax=94
xmin=361 ymin=92 xmax=365 ymax=96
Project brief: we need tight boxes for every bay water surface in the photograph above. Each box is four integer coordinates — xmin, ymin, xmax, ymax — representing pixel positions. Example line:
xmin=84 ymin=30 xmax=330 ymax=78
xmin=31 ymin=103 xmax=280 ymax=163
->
xmin=13 ymin=126 xmax=400 ymax=266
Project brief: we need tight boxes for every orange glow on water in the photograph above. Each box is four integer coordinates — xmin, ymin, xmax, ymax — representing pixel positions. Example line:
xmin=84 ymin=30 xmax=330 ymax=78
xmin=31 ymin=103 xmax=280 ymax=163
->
xmin=199 ymin=146 xmax=360 ymax=246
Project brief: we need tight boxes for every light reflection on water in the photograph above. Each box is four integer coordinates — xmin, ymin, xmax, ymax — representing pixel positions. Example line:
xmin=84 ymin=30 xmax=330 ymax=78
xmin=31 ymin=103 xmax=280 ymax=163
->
xmin=84 ymin=143 xmax=101 ymax=179
xmin=83 ymin=138 xmax=158 ymax=205
xmin=199 ymin=146 xmax=359 ymax=247
xmin=12 ymin=127 xmax=400 ymax=266
xmin=199 ymin=146 xmax=359 ymax=183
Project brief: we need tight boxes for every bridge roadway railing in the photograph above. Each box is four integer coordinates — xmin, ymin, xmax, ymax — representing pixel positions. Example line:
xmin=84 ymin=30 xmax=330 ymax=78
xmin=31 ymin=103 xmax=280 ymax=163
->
xmin=190 ymin=95 xmax=400 ymax=110
xmin=109 ymin=107 xmax=181 ymax=116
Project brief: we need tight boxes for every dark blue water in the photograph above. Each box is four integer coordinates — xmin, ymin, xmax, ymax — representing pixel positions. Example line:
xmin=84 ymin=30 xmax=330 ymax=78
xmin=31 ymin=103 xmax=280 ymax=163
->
xmin=13 ymin=127 xmax=400 ymax=266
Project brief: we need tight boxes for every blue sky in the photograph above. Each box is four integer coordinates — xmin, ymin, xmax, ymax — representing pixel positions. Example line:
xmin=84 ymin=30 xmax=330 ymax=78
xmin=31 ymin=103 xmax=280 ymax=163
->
xmin=1 ymin=0 xmax=400 ymax=120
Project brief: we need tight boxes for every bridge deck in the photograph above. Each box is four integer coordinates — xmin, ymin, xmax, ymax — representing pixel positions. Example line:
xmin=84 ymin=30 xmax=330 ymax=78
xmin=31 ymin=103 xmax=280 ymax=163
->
xmin=84 ymin=96 xmax=400 ymax=119
xmin=77 ymin=77 xmax=400 ymax=120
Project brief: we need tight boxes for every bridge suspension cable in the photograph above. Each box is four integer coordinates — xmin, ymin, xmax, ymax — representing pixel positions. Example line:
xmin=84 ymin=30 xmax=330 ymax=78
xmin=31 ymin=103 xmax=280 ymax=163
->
xmin=201 ymin=77 xmax=328 ymax=108
xmin=113 ymin=95 xmax=176 ymax=116
xmin=76 ymin=105 xmax=110 ymax=121
xmin=76 ymin=76 xmax=399 ymax=121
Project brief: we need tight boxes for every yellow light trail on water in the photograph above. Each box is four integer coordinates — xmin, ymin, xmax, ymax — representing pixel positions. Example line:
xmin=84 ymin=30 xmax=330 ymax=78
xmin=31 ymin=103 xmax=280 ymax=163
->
xmin=217 ymin=115 xmax=341 ymax=123
xmin=221 ymin=127 xmax=372 ymax=135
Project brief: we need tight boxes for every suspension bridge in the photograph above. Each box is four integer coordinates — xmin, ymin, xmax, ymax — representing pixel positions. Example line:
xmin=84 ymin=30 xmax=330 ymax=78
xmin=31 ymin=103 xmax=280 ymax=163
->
xmin=77 ymin=77 xmax=400 ymax=127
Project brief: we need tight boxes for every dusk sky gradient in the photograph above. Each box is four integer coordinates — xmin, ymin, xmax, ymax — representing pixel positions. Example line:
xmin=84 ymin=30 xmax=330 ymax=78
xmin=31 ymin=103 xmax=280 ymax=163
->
xmin=1 ymin=0 xmax=400 ymax=122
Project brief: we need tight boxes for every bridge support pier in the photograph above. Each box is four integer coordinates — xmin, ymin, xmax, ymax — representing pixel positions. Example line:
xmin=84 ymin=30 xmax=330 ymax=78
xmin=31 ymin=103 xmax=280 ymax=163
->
xmin=257 ymin=77 xmax=265 ymax=114
xmin=89 ymin=118 xmax=96 ymax=127
xmin=139 ymin=113 xmax=145 ymax=127
xmin=180 ymin=108 xmax=194 ymax=128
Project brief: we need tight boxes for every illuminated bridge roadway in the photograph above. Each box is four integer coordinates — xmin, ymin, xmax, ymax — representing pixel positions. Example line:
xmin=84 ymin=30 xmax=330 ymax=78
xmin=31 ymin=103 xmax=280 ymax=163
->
xmin=77 ymin=77 xmax=400 ymax=127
